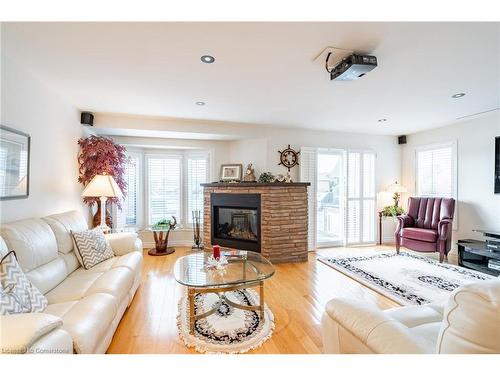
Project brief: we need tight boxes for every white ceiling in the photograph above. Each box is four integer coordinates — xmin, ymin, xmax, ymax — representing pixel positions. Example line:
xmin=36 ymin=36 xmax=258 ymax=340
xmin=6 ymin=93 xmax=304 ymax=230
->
xmin=3 ymin=22 xmax=499 ymax=136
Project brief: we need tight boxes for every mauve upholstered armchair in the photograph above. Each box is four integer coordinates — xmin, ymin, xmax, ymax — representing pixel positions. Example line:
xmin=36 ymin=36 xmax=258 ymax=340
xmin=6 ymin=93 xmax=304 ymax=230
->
xmin=395 ymin=197 xmax=455 ymax=262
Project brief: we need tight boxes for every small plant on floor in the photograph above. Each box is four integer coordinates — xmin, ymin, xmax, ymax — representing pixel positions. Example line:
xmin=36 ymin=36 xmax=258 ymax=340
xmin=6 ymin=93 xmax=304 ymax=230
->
xmin=258 ymin=172 xmax=275 ymax=183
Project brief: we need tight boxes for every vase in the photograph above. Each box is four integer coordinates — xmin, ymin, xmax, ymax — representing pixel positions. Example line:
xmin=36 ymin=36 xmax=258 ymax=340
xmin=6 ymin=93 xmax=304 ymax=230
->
xmin=92 ymin=200 xmax=113 ymax=229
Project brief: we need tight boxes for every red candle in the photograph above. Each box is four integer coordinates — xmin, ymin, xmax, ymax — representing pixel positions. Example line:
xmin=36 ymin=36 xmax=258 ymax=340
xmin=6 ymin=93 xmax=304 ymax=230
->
xmin=213 ymin=245 xmax=220 ymax=260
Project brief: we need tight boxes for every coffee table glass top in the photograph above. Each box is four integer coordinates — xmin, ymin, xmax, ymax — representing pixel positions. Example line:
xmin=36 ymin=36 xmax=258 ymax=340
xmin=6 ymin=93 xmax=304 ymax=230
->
xmin=174 ymin=250 xmax=275 ymax=288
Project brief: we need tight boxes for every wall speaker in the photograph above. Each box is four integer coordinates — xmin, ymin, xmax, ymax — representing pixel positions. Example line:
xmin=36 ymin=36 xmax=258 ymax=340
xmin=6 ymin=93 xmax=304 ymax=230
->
xmin=80 ymin=112 xmax=94 ymax=126
xmin=398 ymin=135 xmax=407 ymax=145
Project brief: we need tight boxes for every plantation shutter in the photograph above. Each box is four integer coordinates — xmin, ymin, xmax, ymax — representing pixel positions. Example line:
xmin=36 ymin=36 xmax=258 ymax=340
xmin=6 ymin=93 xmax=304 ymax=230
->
xmin=416 ymin=144 xmax=454 ymax=198
xmin=346 ymin=150 xmax=376 ymax=245
xmin=114 ymin=153 xmax=140 ymax=230
xmin=187 ymin=153 xmax=209 ymax=223
xmin=300 ymin=147 xmax=317 ymax=251
xmin=123 ymin=155 xmax=139 ymax=226
xmin=147 ymin=155 xmax=181 ymax=225
xmin=416 ymin=142 xmax=457 ymax=229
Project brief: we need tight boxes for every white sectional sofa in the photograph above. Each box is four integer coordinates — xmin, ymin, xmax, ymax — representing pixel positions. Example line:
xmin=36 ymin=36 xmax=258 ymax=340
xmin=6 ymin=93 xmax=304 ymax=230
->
xmin=321 ymin=277 xmax=500 ymax=354
xmin=0 ymin=210 xmax=143 ymax=354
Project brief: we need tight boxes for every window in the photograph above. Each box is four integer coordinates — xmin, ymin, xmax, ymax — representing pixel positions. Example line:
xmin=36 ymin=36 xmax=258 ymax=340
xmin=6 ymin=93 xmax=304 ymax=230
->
xmin=123 ymin=155 xmax=139 ymax=226
xmin=186 ymin=153 xmax=209 ymax=223
xmin=147 ymin=155 xmax=182 ymax=225
xmin=416 ymin=142 xmax=456 ymax=198
xmin=115 ymin=149 xmax=210 ymax=229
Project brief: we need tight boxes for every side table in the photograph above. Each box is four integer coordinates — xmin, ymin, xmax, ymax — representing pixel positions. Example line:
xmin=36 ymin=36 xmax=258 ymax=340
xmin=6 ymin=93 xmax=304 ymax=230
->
xmin=144 ymin=222 xmax=178 ymax=256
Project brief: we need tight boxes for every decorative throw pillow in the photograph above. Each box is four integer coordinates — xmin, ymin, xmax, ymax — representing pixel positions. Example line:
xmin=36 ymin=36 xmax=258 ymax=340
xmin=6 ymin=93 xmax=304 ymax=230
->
xmin=72 ymin=228 xmax=114 ymax=269
xmin=0 ymin=251 xmax=48 ymax=315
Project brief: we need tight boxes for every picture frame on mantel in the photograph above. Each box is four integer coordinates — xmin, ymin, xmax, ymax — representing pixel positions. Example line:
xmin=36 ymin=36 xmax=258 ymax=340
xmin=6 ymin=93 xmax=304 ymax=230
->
xmin=0 ymin=125 xmax=31 ymax=200
xmin=219 ymin=164 xmax=243 ymax=182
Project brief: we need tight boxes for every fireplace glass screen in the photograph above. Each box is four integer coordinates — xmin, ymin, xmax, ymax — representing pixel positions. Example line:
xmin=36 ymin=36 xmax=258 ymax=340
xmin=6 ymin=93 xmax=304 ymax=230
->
xmin=216 ymin=208 xmax=258 ymax=242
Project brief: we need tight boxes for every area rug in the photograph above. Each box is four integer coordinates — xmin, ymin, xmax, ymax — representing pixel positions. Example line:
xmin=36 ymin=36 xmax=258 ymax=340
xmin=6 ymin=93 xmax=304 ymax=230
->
xmin=177 ymin=288 xmax=275 ymax=354
xmin=318 ymin=251 xmax=492 ymax=306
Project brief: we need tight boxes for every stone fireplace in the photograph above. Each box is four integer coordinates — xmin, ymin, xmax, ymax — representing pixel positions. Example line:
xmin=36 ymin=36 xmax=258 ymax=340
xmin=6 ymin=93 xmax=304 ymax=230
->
xmin=202 ymin=182 xmax=310 ymax=263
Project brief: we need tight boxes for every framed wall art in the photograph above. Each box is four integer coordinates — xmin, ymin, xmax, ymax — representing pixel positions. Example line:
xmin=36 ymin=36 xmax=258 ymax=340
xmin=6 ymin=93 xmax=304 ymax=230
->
xmin=0 ymin=125 xmax=31 ymax=200
xmin=219 ymin=164 xmax=243 ymax=182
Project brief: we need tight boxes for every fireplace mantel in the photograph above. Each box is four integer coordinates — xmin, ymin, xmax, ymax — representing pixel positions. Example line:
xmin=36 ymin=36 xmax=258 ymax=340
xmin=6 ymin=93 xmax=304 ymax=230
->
xmin=203 ymin=183 xmax=309 ymax=263
xmin=201 ymin=182 xmax=311 ymax=187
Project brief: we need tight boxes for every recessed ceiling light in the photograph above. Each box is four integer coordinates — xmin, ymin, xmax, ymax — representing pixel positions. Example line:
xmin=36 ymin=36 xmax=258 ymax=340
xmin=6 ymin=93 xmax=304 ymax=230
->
xmin=451 ymin=93 xmax=466 ymax=98
xmin=378 ymin=118 xmax=387 ymax=123
xmin=195 ymin=101 xmax=206 ymax=106
xmin=200 ymin=55 xmax=215 ymax=64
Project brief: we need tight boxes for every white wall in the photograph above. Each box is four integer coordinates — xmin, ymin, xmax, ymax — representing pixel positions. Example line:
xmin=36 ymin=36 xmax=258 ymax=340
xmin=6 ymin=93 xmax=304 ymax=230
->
xmin=0 ymin=53 xmax=86 ymax=222
xmin=401 ymin=112 xmax=500 ymax=244
xmin=228 ymin=128 xmax=401 ymax=211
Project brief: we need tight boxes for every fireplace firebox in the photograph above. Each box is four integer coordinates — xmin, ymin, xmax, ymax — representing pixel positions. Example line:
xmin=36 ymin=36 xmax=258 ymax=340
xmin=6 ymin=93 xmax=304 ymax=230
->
xmin=211 ymin=193 xmax=261 ymax=252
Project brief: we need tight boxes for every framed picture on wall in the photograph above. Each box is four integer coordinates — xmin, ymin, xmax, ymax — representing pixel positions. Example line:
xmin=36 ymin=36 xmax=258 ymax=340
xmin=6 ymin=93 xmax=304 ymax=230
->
xmin=219 ymin=164 xmax=243 ymax=182
xmin=0 ymin=125 xmax=31 ymax=200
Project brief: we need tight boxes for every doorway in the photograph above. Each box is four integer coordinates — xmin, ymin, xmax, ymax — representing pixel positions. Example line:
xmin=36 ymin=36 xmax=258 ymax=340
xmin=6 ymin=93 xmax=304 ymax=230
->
xmin=316 ymin=150 xmax=345 ymax=247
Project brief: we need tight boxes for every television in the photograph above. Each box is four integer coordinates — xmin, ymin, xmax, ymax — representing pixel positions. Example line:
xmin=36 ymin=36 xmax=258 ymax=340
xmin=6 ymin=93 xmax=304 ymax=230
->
xmin=496 ymin=136 xmax=500 ymax=194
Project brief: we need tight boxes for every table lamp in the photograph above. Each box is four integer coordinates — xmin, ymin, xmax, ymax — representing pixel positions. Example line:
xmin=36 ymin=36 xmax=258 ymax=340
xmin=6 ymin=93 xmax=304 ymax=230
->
xmin=386 ymin=181 xmax=407 ymax=207
xmin=82 ymin=174 xmax=122 ymax=233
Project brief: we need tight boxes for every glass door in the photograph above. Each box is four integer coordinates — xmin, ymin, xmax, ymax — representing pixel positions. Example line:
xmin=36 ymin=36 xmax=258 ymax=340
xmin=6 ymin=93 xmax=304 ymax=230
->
xmin=316 ymin=149 xmax=345 ymax=247
xmin=346 ymin=150 xmax=376 ymax=245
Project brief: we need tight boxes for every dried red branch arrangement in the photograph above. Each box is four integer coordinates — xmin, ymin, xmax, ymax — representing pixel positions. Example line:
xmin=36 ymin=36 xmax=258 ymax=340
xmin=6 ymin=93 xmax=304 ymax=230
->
xmin=77 ymin=135 xmax=128 ymax=209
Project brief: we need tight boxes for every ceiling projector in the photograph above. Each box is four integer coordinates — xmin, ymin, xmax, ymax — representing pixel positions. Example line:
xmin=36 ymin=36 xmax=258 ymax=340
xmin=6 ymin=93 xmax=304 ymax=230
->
xmin=329 ymin=54 xmax=378 ymax=81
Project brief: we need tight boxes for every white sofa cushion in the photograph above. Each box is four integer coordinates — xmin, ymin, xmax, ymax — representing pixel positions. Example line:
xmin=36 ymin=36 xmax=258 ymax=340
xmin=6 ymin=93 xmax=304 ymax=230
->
xmin=0 ymin=251 xmax=48 ymax=314
xmin=43 ymin=211 xmax=88 ymax=255
xmin=437 ymin=277 xmax=500 ymax=354
xmin=46 ymin=266 xmax=134 ymax=305
xmin=0 ymin=219 xmax=58 ymax=272
xmin=44 ymin=293 xmax=118 ymax=354
xmin=385 ymin=303 xmax=443 ymax=328
xmin=70 ymin=251 xmax=142 ymax=277
xmin=43 ymin=211 xmax=89 ymax=275
xmin=0 ymin=219 xmax=67 ymax=294
xmin=105 ymin=233 xmax=140 ymax=256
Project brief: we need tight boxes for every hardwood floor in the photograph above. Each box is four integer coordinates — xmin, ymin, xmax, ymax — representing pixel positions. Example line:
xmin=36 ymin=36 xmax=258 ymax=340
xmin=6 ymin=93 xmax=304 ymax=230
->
xmin=107 ymin=246 xmax=457 ymax=354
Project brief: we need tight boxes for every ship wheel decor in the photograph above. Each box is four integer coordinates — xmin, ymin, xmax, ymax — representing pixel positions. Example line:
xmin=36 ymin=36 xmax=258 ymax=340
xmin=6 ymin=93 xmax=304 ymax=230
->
xmin=278 ymin=144 xmax=300 ymax=171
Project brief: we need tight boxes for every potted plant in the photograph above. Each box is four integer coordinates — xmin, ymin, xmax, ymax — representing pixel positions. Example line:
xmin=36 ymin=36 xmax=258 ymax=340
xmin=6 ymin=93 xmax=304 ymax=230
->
xmin=381 ymin=204 xmax=405 ymax=218
xmin=77 ymin=135 xmax=128 ymax=228
xmin=379 ymin=204 xmax=406 ymax=244
xmin=258 ymin=172 xmax=275 ymax=183
xmin=152 ymin=217 xmax=177 ymax=231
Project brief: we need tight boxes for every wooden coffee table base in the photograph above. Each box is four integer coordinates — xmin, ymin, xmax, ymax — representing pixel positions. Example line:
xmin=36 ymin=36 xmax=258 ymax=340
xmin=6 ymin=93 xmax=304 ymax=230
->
xmin=148 ymin=247 xmax=175 ymax=256
xmin=188 ymin=280 xmax=265 ymax=335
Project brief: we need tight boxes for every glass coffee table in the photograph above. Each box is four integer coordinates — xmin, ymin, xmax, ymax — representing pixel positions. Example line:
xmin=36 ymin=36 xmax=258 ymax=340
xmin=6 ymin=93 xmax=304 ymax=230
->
xmin=174 ymin=250 xmax=275 ymax=334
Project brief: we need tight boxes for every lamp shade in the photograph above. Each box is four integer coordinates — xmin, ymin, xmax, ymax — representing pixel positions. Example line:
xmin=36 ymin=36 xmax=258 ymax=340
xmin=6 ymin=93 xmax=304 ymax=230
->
xmin=386 ymin=181 xmax=408 ymax=193
xmin=81 ymin=174 xmax=122 ymax=197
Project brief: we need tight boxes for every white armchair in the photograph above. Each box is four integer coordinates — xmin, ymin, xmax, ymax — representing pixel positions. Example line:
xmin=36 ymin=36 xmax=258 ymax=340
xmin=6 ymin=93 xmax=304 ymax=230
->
xmin=321 ymin=277 xmax=500 ymax=354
